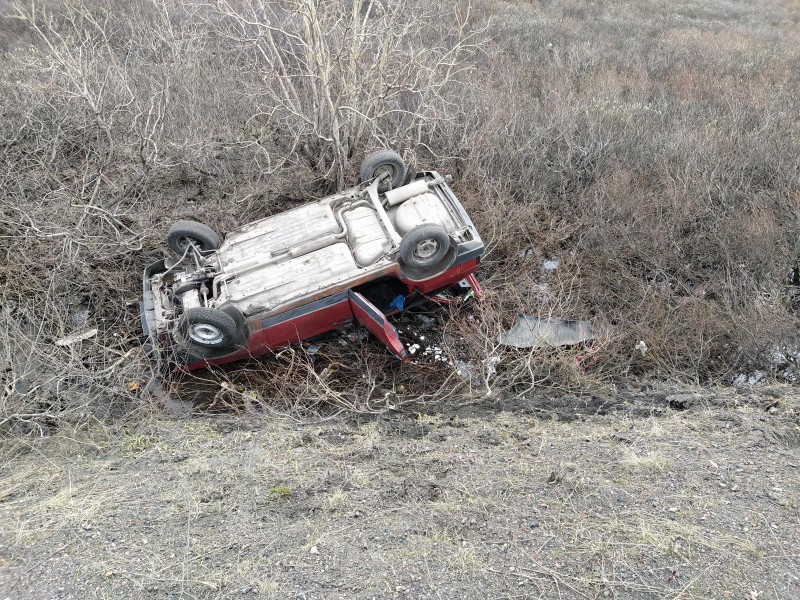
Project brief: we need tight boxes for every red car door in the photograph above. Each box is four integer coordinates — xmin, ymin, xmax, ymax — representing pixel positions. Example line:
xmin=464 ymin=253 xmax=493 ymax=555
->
xmin=348 ymin=290 xmax=408 ymax=360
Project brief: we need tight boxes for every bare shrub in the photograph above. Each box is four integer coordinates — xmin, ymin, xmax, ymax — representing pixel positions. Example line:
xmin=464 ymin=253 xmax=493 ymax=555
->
xmin=200 ymin=0 xmax=488 ymax=186
xmin=162 ymin=340 xmax=468 ymax=420
xmin=0 ymin=273 xmax=149 ymax=436
xmin=2 ymin=0 xmax=800 ymax=434
xmin=451 ymin=0 xmax=800 ymax=383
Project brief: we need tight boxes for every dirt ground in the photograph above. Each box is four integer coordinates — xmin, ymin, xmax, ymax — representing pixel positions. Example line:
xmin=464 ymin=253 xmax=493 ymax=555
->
xmin=1 ymin=385 xmax=798 ymax=600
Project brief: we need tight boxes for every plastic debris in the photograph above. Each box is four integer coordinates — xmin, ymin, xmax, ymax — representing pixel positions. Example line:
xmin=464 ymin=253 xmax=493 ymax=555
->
xmin=498 ymin=315 xmax=593 ymax=349
xmin=455 ymin=360 xmax=478 ymax=381
xmin=542 ymin=258 xmax=560 ymax=270
xmin=732 ymin=371 xmax=767 ymax=387
xmin=415 ymin=314 xmax=436 ymax=327
xmin=54 ymin=328 xmax=98 ymax=346
xmin=389 ymin=294 xmax=405 ymax=312
xmin=484 ymin=355 xmax=501 ymax=378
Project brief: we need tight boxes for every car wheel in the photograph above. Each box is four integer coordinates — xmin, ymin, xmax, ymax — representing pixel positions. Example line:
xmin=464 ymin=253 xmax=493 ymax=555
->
xmin=179 ymin=307 xmax=238 ymax=349
xmin=398 ymin=224 xmax=451 ymax=270
xmin=360 ymin=150 xmax=407 ymax=193
xmin=167 ymin=220 xmax=220 ymax=255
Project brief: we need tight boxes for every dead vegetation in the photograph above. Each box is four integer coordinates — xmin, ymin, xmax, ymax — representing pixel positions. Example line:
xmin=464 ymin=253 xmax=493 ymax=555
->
xmin=1 ymin=0 xmax=800 ymax=432
xmin=1 ymin=389 xmax=798 ymax=598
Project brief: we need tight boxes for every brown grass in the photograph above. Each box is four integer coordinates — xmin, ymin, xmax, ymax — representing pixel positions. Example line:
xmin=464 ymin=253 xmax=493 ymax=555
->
xmin=1 ymin=0 xmax=799 ymax=430
xmin=2 ymin=393 xmax=798 ymax=597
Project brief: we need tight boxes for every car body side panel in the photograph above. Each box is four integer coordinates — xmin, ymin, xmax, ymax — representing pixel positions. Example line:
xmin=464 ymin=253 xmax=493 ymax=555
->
xmin=262 ymin=292 xmax=352 ymax=348
xmin=157 ymin=258 xmax=480 ymax=371
xmin=399 ymin=258 xmax=480 ymax=295
xmin=184 ymin=293 xmax=353 ymax=371
xmin=348 ymin=291 xmax=408 ymax=360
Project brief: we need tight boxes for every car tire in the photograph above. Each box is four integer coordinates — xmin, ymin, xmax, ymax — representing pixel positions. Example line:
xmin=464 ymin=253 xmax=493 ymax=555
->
xmin=360 ymin=150 xmax=407 ymax=193
xmin=402 ymin=165 xmax=417 ymax=186
xmin=398 ymin=224 xmax=451 ymax=271
xmin=179 ymin=307 xmax=238 ymax=349
xmin=167 ymin=220 xmax=220 ymax=255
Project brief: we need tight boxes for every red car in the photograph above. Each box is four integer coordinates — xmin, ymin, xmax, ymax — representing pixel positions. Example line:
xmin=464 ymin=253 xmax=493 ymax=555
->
xmin=141 ymin=151 xmax=484 ymax=371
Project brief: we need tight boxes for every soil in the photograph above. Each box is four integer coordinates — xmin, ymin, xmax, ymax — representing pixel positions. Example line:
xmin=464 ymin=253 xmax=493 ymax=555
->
xmin=1 ymin=385 xmax=798 ymax=599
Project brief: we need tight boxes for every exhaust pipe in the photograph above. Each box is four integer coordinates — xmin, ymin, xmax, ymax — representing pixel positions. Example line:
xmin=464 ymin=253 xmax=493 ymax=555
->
xmin=383 ymin=179 xmax=431 ymax=206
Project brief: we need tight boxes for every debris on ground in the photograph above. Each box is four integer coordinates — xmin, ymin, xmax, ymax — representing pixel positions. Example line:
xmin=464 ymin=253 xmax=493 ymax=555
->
xmin=542 ymin=258 xmax=560 ymax=270
xmin=498 ymin=315 xmax=594 ymax=349
xmin=3 ymin=388 xmax=798 ymax=599
xmin=455 ymin=360 xmax=478 ymax=382
xmin=54 ymin=329 xmax=98 ymax=347
xmin=732 ymin=371 xmax=768 ymax=387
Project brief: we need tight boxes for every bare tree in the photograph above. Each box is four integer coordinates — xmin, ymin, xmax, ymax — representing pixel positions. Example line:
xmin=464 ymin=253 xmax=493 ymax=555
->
xmin=203 ymin=0 xmax=488 ymax=185
xmin=11 ymin=1 xmax=176 ymax=211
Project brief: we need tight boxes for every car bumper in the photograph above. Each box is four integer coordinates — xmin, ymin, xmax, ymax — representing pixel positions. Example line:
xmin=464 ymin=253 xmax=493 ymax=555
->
xmin=141 ymin=260 xmax=167 ymax=344
xmin=436 ymin=179 xmax=484 ymax=266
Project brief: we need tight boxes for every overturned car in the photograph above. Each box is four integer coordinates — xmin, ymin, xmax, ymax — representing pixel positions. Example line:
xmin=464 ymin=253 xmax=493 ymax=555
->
xmin=141 ymin=151 xmax=484 ymax=371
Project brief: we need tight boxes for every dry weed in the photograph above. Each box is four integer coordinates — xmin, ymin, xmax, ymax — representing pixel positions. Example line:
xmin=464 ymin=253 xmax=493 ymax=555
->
xmin=1 ymin=0 xmax=799 ymax=431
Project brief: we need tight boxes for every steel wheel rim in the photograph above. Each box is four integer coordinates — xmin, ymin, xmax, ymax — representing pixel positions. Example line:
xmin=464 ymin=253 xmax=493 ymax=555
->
xmin=189 ymin=323 xmax=223 ymax=345
xmin=177 ymin=236 xmax=200 ymax=251
xmin=373 ymin=164 xmax=396 ymax=182
xmin=414 ymin=238 xmax=440 ymax=260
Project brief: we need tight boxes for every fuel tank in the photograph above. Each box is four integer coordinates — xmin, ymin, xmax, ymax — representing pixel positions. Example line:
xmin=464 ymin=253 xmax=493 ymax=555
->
xmin=342 ymin=205 xmax=391 ymax=267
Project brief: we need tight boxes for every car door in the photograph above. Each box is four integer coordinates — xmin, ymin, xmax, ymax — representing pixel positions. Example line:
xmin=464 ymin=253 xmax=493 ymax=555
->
xmin=348 ymin=290 xmax=407 ymax=360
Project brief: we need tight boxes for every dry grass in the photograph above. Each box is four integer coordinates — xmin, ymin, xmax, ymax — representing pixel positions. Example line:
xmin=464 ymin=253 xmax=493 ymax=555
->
xmin=1 ymin=392 xmax=798 ymax=598
xmin=1 ymin=0 xmax=799 ymax=431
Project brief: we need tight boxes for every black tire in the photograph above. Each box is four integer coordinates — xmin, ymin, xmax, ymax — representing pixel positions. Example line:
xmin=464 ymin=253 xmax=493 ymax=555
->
xmin=402 ymin=165 xmax=417 ymax=186
xmin=179 ymin=307 xmax=238 ymax=349
xmin=167 ymin=220 xmax=220 ymax=255
xmin=398 ymin=224 xmax=451 ymax=270
xmin=360 ymin=150 xmax=407 ymax=193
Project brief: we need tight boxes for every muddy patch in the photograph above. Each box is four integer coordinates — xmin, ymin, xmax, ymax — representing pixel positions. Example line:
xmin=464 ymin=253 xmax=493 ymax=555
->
xmin=438 ymin=384 xmax=800 ymax=424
